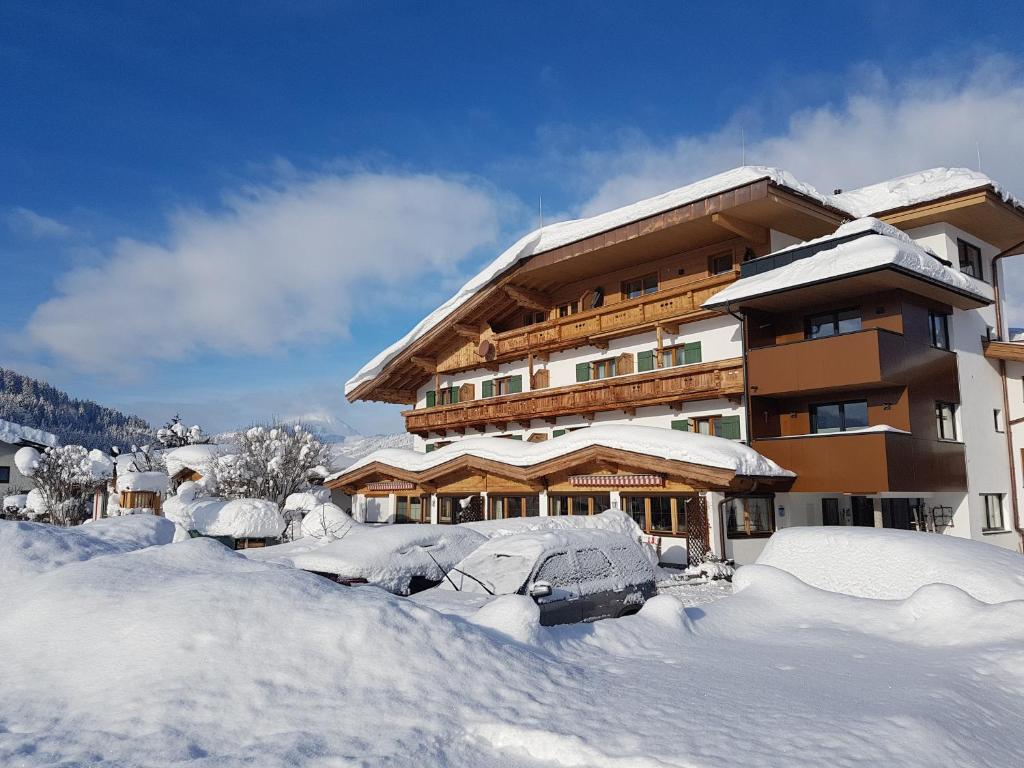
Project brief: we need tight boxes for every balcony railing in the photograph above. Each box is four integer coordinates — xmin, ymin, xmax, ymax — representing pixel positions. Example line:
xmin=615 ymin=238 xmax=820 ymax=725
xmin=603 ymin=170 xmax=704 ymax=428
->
xmin=490 ymin=272 xmax=737 ymax=362
xmin=404 ymin=358 xmax=744 ymax=434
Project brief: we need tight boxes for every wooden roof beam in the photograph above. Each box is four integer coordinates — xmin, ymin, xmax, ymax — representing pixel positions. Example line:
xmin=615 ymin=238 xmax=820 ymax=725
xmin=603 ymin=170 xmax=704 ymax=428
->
xmin=711 ymin=212 xmax=769 ymax=244
xmin=411 ymin=356 xmax=437 ymax=374
xmin=505 ymin=285 xmax=552 ymax=312
xmin=454 ymin=322 xmax=485 ymax=340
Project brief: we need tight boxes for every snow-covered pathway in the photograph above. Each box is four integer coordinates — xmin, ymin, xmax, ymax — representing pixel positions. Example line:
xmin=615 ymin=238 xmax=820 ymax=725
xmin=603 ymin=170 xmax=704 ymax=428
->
xmin=0 ymin=519 xmax=1021 ymax=767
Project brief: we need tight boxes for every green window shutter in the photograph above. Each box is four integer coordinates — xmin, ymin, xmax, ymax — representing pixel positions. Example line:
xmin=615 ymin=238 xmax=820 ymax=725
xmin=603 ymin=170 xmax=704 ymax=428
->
xmin=449 ymin=386 xmax=459 ymax=404
xmin=425 ymin=390 xmax=436 ymax=407
xmin=671 ymin=419 xmax=690 ymax=432
xmin=509 ymin=374 xmax=523 ymax=394
xmin=482 ymin=380 xmax=494 ymax=398
xmin=552 ymin=429 xmax=566 ymax=437
xmin=683 ymin=341 xmax=702 ymax=365
xmin=637 ymin=350 xmax=655 ymax=373
xmin=425 ymin=443 xmax=436 ymax=453
xmin=715 ymin=415 xmax=741 ymax=440
xmin=576 ymin=362 xmax=591 ymax=382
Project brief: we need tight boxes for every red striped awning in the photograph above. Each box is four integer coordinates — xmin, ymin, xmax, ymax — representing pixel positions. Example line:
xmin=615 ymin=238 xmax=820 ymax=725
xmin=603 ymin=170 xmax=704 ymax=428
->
xmin=365 ymin=481 xmax=416 ymax=491
xmin=569 ymin=474 xmax=664 ymax=487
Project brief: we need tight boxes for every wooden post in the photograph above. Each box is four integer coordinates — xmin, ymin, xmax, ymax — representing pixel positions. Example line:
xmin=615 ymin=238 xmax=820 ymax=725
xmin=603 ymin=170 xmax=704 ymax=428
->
xmin=656 ymin=324 xmax=664 ymax=368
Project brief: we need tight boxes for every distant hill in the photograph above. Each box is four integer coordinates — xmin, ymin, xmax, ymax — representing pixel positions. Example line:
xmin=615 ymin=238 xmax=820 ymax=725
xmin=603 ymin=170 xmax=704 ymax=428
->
xmin=0 ymin=367 xmax=153 ymax=450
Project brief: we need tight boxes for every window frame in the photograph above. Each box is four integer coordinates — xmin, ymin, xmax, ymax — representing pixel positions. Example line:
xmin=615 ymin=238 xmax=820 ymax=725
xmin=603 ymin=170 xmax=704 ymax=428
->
xmin=928 ymin=311 xmax=951 ymax=350
xmin=709 ymin=252 xmax=733 ymax=275
xmin=493 ymin=376 xmax=516 ymax=396
xmin=621 ymin=273 xmax=659 ymax=300
xmin=958 ymin=238 xmax=984 ymax=281
xmin=394 ymin=494 xmax=427 ymax=524
xmin=982 ymin=493 xmax=1005 ymax=532
xmin=809 ymin=399 xmax=869 ymax=434
xmin=994 ymin=408 xmax=1005 ymax=433
xmin=725 ymin=494 xmax=776 ymax=538
xmin=935 ymin=401 xmax=959 ymax=441
xmin=591 ymin=358 xmax=618 ymax=380
xmin=488 ymin=494 xmax=539 ymax=519
xmin=659 ymin=341 xmax=702 ymax=368
xmin=548 ymin=493 xmax=610 ymax=516
xmin=557 ymin=301 xmax=579 ymax=318
xmin=619 ymin=493 xmax=698 ymax=536
xmin=522 ymin=310 xmax=546 ymax=327
xmin=804 ymin=307 xmax=862 ymax=340
xmin=0 ymin=465 xmax=9 ymax=484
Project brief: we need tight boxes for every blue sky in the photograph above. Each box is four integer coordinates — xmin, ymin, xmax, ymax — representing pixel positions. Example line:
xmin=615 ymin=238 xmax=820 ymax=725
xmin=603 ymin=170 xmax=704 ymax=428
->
xmin=3 ymin=1 xmax=1024 ymax=436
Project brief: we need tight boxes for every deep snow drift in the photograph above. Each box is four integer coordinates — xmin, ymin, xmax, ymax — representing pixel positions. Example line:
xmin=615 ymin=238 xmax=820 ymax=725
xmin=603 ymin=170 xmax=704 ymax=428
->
xmin=1 ymin=519 xmax=1022 ymax=767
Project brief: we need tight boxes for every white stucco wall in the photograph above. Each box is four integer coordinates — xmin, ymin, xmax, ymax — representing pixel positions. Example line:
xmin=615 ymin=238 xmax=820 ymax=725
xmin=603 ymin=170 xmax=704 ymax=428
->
xmin=0 ymin=441 xmax=36 ymax=500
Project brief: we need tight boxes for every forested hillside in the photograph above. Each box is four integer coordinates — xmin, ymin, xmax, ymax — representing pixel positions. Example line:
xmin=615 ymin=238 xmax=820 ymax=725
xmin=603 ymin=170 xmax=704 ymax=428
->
xmin=0 ymin=367 xmax=153 ymax=449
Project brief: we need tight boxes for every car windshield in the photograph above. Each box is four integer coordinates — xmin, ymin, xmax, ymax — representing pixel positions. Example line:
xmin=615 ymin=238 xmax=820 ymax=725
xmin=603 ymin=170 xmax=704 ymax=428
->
xmin=441 ymin=551 xmax=536 ymax=595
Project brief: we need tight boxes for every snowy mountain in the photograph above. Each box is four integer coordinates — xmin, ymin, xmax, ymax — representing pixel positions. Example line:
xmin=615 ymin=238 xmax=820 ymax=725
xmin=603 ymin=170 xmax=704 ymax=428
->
xmin=328 ymin=432 xmax=414 ymax=470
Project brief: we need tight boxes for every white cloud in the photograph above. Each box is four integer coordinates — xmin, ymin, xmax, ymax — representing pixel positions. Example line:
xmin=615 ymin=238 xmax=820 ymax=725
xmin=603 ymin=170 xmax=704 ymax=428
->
xmin=6 ymin=207 xmax=76 ymax=239
xmin=26 ymin=171 xmax=503 ymax=372
xmin=570 ymin=55 xmax=1024 ymax=323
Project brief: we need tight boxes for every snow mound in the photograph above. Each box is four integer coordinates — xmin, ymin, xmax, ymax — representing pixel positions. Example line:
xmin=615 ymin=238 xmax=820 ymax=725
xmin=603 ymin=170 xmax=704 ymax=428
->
xmin=468 ymin=594 xmax=542 ymax=645
xmin=299 ymin=502 xmax=356 ymax=539
xmin=754 ymin=527 xmax=1024 ymax=603
xmin=14 ymin=446 xmax=40 ymax=476
xmin=284 ymin=488 xmax=332 ymax=513
xmin=3 ymin=493 xmax=28 ymax=510
xmin=162 ymin=444 xmax=225 ymax=477
xmin=333 ymin=424 xmax=792 ymax=481
xmin=638 ymin=594 xmax=695 ymax=632
xmin=464 ymin=509 xmax=645 ymax=541
xmin=164 ymin=497 xmax=285 ymax=539
xmin=116 ymin=470 xmax=169 ymax=494
xmin=0 ymin=516 xmax=177 ymax=588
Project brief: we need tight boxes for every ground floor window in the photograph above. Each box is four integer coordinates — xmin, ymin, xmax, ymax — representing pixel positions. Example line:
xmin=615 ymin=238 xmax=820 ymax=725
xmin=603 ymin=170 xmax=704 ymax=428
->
xmin=725 ymin=495 xmax=775 ymax=537
xmin=436 ymin=496 xmax=459 ymax=524
xmin=982 ymin=494 xmax=1005 ymax=532
xmin=395 ymin=494 xmax=428 ymax=523
xmin=549 ymin=494 xmax=611 ymax=516
xmin=621 ymin=494 xmax=699 ymax=536
xmin=488 ymin=495 xmax=539 ymax=519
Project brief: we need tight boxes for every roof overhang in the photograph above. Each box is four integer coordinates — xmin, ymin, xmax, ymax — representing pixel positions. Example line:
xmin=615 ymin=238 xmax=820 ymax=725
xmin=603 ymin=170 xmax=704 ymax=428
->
xmin=878 ymin=189 xmax=1024 ymax=251
xmin=703 ymin=262 xmax=991 ymax=314
xmin=983 ymin=340 xmax=1024 ymax=363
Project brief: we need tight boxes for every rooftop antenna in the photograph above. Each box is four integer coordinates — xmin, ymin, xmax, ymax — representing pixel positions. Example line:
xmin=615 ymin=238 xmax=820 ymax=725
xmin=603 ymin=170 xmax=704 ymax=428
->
xmin=976 ymin=140 xmax=982 ymax=172
xmin=741 ymin=127 xmax=746 ymax=166
xmin=539 ymin=194 xmax=544 ymax=229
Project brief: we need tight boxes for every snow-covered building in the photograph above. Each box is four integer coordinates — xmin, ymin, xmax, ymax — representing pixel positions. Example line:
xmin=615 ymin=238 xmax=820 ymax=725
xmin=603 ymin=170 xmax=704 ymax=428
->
xmin=0 ymin=419 xmax=58 ymax=500
xmin=331 ymin=166 xmax=1024 ymax=564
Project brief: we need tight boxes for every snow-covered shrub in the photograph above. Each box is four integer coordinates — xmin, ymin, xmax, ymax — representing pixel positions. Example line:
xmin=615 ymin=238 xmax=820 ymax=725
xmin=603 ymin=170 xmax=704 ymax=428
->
xmin=209 ymin=423 xmax=330 ymax=508
xmin=156 ymin=416 xmax=210 ymax=449
xmin=19 ymin=445 xmax=97 ymax=526
xmin=299 ymin=503 xmax=356 ymax=540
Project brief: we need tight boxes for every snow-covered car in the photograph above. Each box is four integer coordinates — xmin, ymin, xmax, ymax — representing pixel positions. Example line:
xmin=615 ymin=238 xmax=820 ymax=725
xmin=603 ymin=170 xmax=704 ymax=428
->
xmin=245 ymin=524 xmax=486 ymax=595
xmin=416 ymin=529 xmax=657 ymax=626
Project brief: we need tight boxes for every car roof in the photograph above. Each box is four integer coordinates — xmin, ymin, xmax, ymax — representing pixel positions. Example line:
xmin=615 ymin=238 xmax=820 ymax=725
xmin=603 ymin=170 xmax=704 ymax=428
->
xmin=463 ymin=528 xmax=638 ymax=562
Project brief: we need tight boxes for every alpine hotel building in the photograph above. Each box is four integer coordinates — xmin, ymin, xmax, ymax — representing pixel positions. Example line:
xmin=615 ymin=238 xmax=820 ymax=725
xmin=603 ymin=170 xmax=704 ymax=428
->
xmin=329 ymin=167 xmax=1024 ymax=565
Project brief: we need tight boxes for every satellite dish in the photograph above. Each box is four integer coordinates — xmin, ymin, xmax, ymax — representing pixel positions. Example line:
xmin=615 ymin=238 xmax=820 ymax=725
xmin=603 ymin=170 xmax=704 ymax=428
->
xmin=477 ymin=339 xmax=495 ymax=359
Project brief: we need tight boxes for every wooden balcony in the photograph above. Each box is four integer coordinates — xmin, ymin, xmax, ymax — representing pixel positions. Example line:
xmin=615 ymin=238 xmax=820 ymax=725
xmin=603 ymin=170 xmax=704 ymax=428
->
xmin=404 ymin=358 xmax=744 ymax=435
xmin=752 ymin=431 xmax=966 ymax=493
xmin=453 ymin=272 xmax=737 ymax=371
xmin=748 ymin=328 xmax=956 ymax=397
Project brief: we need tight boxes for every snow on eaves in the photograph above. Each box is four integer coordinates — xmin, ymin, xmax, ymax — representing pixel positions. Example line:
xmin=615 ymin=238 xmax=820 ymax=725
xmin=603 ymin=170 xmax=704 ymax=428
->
xmin=329 ymin=424 xmax=794 ymax=481
xmin=344 ymin=166 xmax=828 ymax=395
xmin=0 ymin=418 xmax=58 ymax=448
xmin=703 ymin=217 xmax=993 ymax=309
xmin=832 ymin=167 xmax=1020 ymax=218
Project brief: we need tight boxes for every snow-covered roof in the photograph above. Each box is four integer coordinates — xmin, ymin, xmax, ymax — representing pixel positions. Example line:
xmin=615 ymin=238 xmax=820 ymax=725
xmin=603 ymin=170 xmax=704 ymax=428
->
xmin=703 ymin=217 xmax=993 ymax=309
xmin=0 ymin=418 xmax=58 ymax=448
xmin=163 ymin=497 xmax=285 ymax=539
xmin=330 ymin=424 xmax=794 ymax=481
xmin=832 ymin=167 xmax=1020 ymax=218
xmin=163 ymin=444 xmax=226 ymax=477
xmin=116 ymin=471 xmax=169 ymax=494
xmin=344 ymin=166 xmax=830 ymax=395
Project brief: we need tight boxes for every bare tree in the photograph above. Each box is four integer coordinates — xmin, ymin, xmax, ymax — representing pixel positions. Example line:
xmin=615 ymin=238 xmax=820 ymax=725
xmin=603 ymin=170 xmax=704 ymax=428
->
xmin=210 ymin=423 xmax=330 ymax=508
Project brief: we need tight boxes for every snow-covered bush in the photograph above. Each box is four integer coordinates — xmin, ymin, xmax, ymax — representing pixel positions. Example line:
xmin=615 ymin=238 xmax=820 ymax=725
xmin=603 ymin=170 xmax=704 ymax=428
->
xmin=209 ymin=424 xmax=330 ymax=508
xmin=18 ymin=445 xmax=98 ymax=526
xmin=299 ymin=503 xmax=356 ymax=540
xmin=156 ymin=416 xmax=210 ymax=449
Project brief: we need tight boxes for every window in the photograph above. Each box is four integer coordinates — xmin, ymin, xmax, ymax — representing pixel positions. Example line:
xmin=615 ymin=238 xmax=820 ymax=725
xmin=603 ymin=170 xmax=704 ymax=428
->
xmin=535 ymin=552 xmax=577 ymax=589
xmin=928 ymin=311 xmax=950 ymax=350
xmin=576 ymin=549 xmax=615 ymax=581
xmin=489 ymin=495 xmax=539 ymax=519
xmin=958 ymin=239 xmax=983 ymax=280
xmin=592 ymin=358 xmax=617 ymax=380
xmin=0 ymin=466 xmax=9 ymax=483
xmin=982 ymin=494 xmax=1005 ymax=532
xmin=437 ymin=387 xmax=457 ymax=406
xmin=709 ymin=252 xmax=733 ymax=275
xmin=486 ymin=374 xmax=522 ymax=397
xmin=805 ymin=308 xmax=862 ymax=339
xmin=522 ymin=310 xmax=546 ymax=326
xmin=660 ymin=341 xmax=702 ymax=368
xmin=725 ymin=495 xmax=775 ymax=537
xmin=994 ymin=409 xmax=1005 ymax=433
xmin=622 ymin=273 xmax=658 ymax=300
xmin=935 ymin=401 xmax=958 ymax=441
xmin=549 ymin=494 xmax=610 ymax=516
xmin=809 ymin=400 xmax=868 ymax=434
xmin=620 ymin=494 xmax=698 ymax=535
xmin=558 ymin=301 xmax=579 ymax=317
xmin=672 ymin=415 xmax=741 ymax=439
xmin=395 ymin=495 xmax=426 ymax=523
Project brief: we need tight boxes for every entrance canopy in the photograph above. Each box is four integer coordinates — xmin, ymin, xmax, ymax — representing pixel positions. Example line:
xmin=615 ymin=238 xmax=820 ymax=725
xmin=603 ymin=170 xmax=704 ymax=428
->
xmin=326 ymin=424 xmax=794 ymax=496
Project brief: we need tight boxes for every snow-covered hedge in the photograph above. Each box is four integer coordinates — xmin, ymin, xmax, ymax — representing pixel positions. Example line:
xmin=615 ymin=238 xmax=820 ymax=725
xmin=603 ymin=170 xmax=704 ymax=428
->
xmin=163 ymin=496 xmax=285 ymax=539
